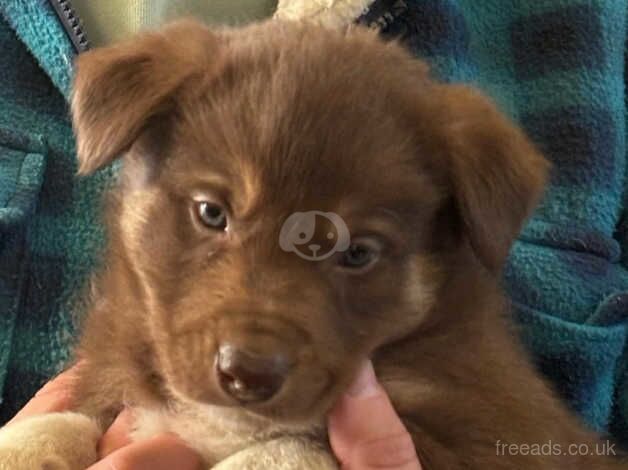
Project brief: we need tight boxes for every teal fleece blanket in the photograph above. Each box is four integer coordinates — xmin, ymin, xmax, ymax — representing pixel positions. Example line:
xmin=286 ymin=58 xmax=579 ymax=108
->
xmin=2 ymin=0 xmax=628 ymax=444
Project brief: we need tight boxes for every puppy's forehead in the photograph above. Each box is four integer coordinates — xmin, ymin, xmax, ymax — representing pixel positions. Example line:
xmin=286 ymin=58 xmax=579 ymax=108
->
xmin=171 ymin=24 xmax=431 ymax=215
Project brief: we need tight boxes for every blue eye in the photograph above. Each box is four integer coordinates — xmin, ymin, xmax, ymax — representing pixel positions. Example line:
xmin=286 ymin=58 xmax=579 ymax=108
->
xmin=196 ymin=202 xmax=228 ymax=231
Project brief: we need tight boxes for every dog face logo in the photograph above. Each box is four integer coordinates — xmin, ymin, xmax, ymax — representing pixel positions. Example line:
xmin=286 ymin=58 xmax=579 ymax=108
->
xmin=279 ymin=211 xmax=351 ymax=261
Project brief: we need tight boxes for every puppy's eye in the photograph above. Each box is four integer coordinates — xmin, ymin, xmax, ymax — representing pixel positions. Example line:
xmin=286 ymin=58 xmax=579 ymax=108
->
xmin=339 ymin=240 xmax=380 ymax=271
xmin=196 ymin=202 xmax=228 ymax=231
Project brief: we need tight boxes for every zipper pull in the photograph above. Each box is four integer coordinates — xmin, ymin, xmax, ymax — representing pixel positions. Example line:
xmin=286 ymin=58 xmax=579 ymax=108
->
xmin=49 ymin=0 xmax=90 ymax=53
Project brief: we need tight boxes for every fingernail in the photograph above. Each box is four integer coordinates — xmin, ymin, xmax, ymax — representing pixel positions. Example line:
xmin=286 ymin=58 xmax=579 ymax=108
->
xmin=346 ymin=360 xmax=380 ymax=398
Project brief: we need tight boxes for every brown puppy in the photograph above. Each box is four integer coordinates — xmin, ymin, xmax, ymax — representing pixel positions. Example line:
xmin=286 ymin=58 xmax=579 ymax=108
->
xmin=67 ymin=19 xmax=624 ymax=469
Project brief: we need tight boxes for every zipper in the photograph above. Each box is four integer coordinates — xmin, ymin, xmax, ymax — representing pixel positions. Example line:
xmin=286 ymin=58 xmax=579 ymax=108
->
xmin=49 ymin=0 xmax=90 ymax=53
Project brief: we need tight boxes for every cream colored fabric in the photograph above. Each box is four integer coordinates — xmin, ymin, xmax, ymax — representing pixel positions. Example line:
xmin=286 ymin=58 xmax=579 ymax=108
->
xmin=71 ymin=0 xmax=375 ymax=46
xmin=274 ymin=0 xmax=374 ymax=29
xmin=72 ymin=0 xmax=278 ymax=46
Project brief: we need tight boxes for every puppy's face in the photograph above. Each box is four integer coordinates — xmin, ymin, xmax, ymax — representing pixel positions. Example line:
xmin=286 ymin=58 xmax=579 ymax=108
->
xmin=72 ymin=20 xmax=547 ymax=423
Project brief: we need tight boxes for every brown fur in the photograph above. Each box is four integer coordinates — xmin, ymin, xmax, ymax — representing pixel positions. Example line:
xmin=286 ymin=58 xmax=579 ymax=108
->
xmin=69 ymin=19 xmax=625 ymax=468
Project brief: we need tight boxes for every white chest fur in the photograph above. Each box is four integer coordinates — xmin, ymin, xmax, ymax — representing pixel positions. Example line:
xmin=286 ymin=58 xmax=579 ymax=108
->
xmin=131 ymin=401 xmax=321 ymax=464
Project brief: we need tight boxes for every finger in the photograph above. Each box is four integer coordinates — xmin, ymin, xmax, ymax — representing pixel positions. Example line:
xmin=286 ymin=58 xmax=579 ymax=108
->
xmin=87 ymin=433 xmax=203 ymax=470
xmin=98 ymin=408 xmax=134 ymax=458
xmin=8 ymin=366 xmax=82 ymax=425
xmin=34 ymin=367 xmax=79 ymax=397
xmin=328 ymin=361 xmax=422 ymax=470
xmin=8 ymin=391 xmax=72 ymax=425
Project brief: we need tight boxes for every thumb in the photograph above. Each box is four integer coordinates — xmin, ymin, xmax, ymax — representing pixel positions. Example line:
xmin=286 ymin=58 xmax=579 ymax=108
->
xmin=328 ymin=361 xmax=422 ymax=470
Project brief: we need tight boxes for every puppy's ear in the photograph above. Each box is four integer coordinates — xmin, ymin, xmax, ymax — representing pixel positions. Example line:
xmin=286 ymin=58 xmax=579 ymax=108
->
xmin=72 ymin=20 xmax=220 ymax=175
xmin=434 ymin=85 xmax=549 ymax=272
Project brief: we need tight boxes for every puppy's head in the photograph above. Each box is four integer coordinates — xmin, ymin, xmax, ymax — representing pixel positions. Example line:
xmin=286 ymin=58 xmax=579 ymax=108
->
xmin=73 ymin=20 xmax=547 ymax=423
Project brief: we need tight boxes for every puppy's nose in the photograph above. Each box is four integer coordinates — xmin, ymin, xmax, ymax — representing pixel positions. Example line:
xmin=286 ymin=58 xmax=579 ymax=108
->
xmin=308 ymin=243 xmax=321 ymax=254
xmin=216 ymin=343 xmax=289 ymax=403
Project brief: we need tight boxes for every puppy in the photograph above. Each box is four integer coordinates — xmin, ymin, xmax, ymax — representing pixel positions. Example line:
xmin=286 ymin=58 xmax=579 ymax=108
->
xmin=62 ymin=19 xmax=625 ymax=469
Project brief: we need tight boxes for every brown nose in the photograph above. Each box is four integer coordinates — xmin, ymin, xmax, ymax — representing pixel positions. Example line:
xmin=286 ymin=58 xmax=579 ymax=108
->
xmin=216 ymin=343 xmax=289 ymax=403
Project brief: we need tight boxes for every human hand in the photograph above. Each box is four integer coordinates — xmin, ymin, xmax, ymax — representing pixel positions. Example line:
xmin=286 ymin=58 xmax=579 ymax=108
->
xmin=11 ymin=361 xmax=421 ymax=469
xmin=8 ymin=365 xmax=203 ymax=470
xmin=328 ymin=361 xmax=422 ymax=470
xmin=7 ymin=366 xmax=78 ymax=425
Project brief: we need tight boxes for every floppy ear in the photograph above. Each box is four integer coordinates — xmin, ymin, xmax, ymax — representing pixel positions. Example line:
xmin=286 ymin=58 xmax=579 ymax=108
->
xmin=434 ymin=85 xmax=549 ymax=272
xmin=71 ymin=19 xmax=220 ymax=175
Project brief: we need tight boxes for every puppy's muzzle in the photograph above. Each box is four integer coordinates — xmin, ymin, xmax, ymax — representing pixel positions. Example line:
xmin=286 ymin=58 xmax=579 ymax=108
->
xmin=216 ymin=343 xmax=290 ymax=403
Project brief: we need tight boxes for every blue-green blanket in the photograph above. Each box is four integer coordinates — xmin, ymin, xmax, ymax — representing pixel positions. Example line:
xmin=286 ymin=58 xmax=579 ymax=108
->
xmin=2 ymin=0 xmax=628 ymax=444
